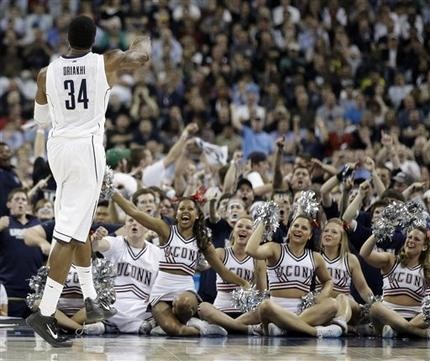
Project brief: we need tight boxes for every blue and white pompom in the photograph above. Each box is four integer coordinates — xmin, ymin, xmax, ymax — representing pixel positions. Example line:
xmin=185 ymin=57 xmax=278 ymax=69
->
xmin=372 ymin=200 xmax=429 ymax=244
xmin=298 ymin=291 xmax=319 ymax=313
xmin=27 ymin=260 xmax=117 ymax=309
xmin=404 ymin=200 xmax=428 ymax=231
xmin=372 ymin=202 xmax=405 ymax=244
xmin=99 ymin=166 xmax=115 ymax=201
xmin=231 ymin=287 xmax=269 ymax=313
xmin=196 ymin=253 xmax=211 ymax=272
xmin=93 ymin=258 xmax=117 ymax=305
xmin=360 ymin=294 xmax=383 ymax=319
xmin=26 ymin=266 xmax=50 ymax=310
xmin=422 ymin=296 xmax=430 ymax=327
xmin=294 ymin=190 xmax=320 ymax=220
xmin=252 ymin=201 xmax=280 ymax=242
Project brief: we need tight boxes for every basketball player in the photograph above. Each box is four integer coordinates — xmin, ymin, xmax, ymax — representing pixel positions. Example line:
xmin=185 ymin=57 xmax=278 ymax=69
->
xmin=91 ymin=216 xmax=161 ymax=334
xmin=26 ymin=15 xmax=151 ymax=347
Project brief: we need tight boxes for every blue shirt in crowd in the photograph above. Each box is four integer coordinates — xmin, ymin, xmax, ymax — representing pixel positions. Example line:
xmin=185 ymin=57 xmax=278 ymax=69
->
xmin=242 ymin=126 xmax=274 ymax=158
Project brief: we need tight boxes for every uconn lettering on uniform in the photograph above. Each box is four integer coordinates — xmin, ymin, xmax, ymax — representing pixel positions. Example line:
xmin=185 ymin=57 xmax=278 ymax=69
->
xmin=117 ymin=262 xmax=153 ymax=286
xmin=228 ymin=267 xmax=252 ymax=280
xmin=68 ymin=273 xmax=80 ymax=284
xmin=388 ymin=272 xmax=424 ymax=288
xmin=268 ymin=246 xmax=315 ymax=292
xmin=317 ymin=254 xmax=352 ymax=294
xmin=159 ymin=226 xmax=199 ymax=275
xmin=216 ymin=248 xmax=254 ymax=293
xmin=164 ymin=245 xmax=197 ymax=262
xmin=383 ymin=261 xmax=427 ymax=302
xmin=63 ymin=66 xmax=86 ymax=76
xmin=328 ymin=268 xmax=349 ymax=283
xmin=275 ymin=265 xmax=312 ymax=279
xmin=9 ymin=228 xmax=24 ymax=239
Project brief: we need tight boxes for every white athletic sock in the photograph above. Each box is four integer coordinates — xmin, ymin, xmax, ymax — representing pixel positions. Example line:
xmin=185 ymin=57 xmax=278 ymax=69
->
xmin=39 ymin=277 xmax=64 ymax=316
xmin=75 ymin=265 xmax=97 ymax=300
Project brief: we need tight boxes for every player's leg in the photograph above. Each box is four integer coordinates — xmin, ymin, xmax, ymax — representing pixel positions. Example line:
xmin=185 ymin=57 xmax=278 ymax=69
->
xmin=26 ymin=239 xmax=76 ymax=347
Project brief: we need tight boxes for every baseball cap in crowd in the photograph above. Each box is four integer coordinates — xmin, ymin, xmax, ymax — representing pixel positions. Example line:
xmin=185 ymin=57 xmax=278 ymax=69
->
xmin=245 ymin=83 xmax=259 ymax=96
xmin=236 ymin=178 xmax=253 ymax=192
xmin=248 ymin=151 xmax=267 ymax=165
xmin=106 ymin=148 xmax=131 ymax=168
xmin=392 ymin=172 xmax=414 ymax=186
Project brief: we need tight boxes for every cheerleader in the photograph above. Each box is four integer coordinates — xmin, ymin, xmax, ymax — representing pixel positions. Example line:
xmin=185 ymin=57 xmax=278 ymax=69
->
xmin=112 ymin=192 xmax=249 ymax=336
xmin=198 ymin=216 xmax=266 ymax=334
xmin=318 ymin=218 xmax=374 ymax=330
xmin=360 ymin=226 xmax=430 ymax=338
xmin=246 ymin=215 xmax=343 ymax=337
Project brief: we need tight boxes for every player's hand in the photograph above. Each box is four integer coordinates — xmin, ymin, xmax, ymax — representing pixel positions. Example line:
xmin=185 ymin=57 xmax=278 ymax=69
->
xmin=131 ymin=35 xmax=151 ymax=59
xmin=141 ymin=35 xmax=151 ymax=58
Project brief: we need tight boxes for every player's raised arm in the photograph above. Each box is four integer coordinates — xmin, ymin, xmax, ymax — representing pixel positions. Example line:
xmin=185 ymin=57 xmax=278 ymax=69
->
xmin=104 ymin=35 xmax=151 ymax=75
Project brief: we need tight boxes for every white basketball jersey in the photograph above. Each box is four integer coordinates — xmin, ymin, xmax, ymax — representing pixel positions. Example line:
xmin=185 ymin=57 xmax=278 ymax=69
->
xmin=315 ymin=253 xmax=352 ymax=294
xmin=102 ymin=236 xmax=161 ymax=310
xmin=267 ymin=244 xmax=315 ymax=293
xmin=216 ymin=247 xmax=255 ymax=292
xmin=159 ymin=225 xmax=200 ymax=276
xmin=382 ymin=260 xmax=428 ymax=303
xmin=46 ymin=52 xmax=110 ymax=138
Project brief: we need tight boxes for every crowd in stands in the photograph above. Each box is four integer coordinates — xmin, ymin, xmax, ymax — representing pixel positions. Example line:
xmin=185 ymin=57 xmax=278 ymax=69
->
xmin=1 ymin=0 xmax=430 ymax=339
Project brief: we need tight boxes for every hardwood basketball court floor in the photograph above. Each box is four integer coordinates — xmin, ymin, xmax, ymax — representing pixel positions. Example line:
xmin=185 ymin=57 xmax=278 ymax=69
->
xmin=1 ymin=323 xmax=429 ymax=360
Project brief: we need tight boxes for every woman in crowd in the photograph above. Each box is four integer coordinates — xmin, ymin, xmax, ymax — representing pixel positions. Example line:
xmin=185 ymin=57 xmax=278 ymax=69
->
xmin=246 ymin=215 xmax=343 ymax=337
xmin=112 ymin=192 xmax=249 ymax=336
xmin=360 ymin=226 xmax=430 ymax=338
